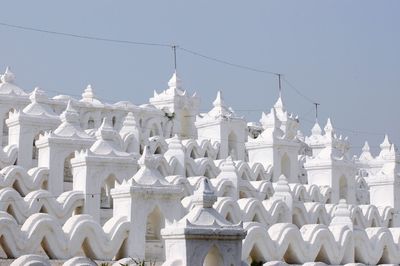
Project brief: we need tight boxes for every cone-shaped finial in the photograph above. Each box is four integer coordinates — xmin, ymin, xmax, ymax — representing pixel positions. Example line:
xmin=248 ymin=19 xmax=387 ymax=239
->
xmin=1 ymin=66 xmax=15 ymax=83
xmin=29 ymin=87 xmax=47 ymax=102
xmin=362 ymin=141 xmax=370 ymax=152
xmin=274 ymin=95 xmax=284 ymax=110
xmin=167 ymin=70 xmax=182 ymax=90
xmin=324 ymin=118 xmax=334 ymax=132
xmin=380 ymin=134 xmax=391 ymax=150
xmin=138 ymin=145 xmax=152 ymax=167
xmin=193 ymin=178 xmax=217 ymax=208
xmin=213 ymin=90 xmax=224 ymax=108
xmin=311 ymin=121 xmax=322 ymax=136
xmin=95 ymin=117 xmax=114 ymax=140
xmin=60 ymin=100 xmax=79 ymax=124
xmin=133 ymin=145 xmax=170 ymax=185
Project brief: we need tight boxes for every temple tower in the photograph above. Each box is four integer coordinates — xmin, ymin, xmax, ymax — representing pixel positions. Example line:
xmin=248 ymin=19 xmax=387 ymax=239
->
xmin=246 ymin=98 xmax=301 ymax=182
xmin=36 ymin=101 xmax=95 ymax=195
xmin=150 ymin=71 xmax=200 ymax=139
xmin=111 ymin=146 xmax=184 ymax=260
xmin=161 ymin=178 xmax=246 ymax=266
xmin=196 ymin=91 xmax=247 ymax=160
xmin=304 ymin=118 xmax=356 ymax=204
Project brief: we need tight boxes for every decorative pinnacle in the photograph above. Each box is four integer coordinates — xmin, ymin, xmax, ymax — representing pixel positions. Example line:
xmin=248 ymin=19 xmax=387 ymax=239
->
xmin=311 ymin=121 xmax=322 ymax=136
xmin=82 ymin=84 xmax=95 ymax=99
xmin=1 ymin=67 xmax=15 ymax=83
xmin=122 ymin=112 xmax=137 ymax=127
xmin=275 ymin=175 xmax=290 ymax=193
xmin=260 ymin=108 xmax=280 ymax=129
xmin=274 ymin=95 xmax=284 ymax=110
xmin=167 ymin=71 xmax=182 ymax=90
xmin=60 ymin=100 xmax=79 ymax=124
xmin=324 ymin=118 xmax=334 ymax=133
xmin=193 ymin=178 xmax=217 ymax=208
xmin=380 ymin=134 xmax=391 ymax=150
xmin=29 ymin=87 xmax=47 ymax=103
xmin=362 ymin=141 xmax=370 ymax=152
xmin=95 ymin=117 xmax=115 ymax=140
xmin=213 ymin=90 xmax=224 ymax=108
xmin=138 ymin=145 xmax=157 ymax=169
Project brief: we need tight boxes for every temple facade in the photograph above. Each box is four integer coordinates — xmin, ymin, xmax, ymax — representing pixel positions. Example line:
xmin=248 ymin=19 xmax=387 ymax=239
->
xmin=0 ymin=67 xmax=398 ymax=265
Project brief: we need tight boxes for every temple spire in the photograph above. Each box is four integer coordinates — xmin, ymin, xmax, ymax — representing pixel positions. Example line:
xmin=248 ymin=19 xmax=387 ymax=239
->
xmin=1 ymin=67 xmax=15 ymax=83
xmin=213 ymin=90 xmax=224 ymax=108
xmin=380 ymin=134 xmax=391 ymax=150
xmin=362 ymin=141 xmax=370 ymax=153
xmin=167 ymin=71 xmax=183 ymax=92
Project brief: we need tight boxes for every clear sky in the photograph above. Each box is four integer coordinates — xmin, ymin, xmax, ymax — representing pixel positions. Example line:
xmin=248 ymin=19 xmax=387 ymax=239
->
xmin=0 ymin=1 xmax=398 ymax=155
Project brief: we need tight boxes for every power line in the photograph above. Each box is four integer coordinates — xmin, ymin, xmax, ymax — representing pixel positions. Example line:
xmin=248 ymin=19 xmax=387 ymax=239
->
xmin=0 ymin=21 xmax=317 ymax=104
xmin=0 ymin=21 xmax=393 ymax=140
xmin=282 ymin=76 xmax=317 ymax=104
xmin=0 ymin=22 xmax=172 ymax=48
xmin=178 ymin=47 xmax=279 ymax=76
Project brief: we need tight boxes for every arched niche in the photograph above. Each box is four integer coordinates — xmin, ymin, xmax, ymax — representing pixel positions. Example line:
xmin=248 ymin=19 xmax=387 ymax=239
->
xmin=145 ymin=206 xmax=165 ymax=261
xmin=87 ymin=117 xmax=95 ymax=129
xmin=179 ymin=108 xmax=192 ymax=139
xmin=32 ymin=130 xmax=45 ymax=168
xmin=2 ymin=108 xmax=14 ymax=147
xmin=63 ymin=152 xmax=75 ymax=184
xmin=247 ymin=244 xmax=265 ymax=266
xmin=339 ymin=175 xmax=348 ymax=201
xmin=228 ymin=131 xmax=238 ymax=160
xmin=100 ymin=174 xmax=118 ymax=209
xmin=281 ymin=153 xmax=291 ymax=180
xmin=203 ymin=245 xmax=224 ymax=266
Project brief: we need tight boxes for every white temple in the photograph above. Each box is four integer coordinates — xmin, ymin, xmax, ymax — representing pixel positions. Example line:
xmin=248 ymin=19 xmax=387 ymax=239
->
xmin=0 ymin=67 xmax=398 ymax=265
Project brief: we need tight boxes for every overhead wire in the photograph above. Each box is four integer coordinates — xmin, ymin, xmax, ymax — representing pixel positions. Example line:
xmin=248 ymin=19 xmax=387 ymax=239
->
xmin=0 ymin=21 xmax=393 ymax=139
xmin=0 ymin=22 xmax=171 ymax=48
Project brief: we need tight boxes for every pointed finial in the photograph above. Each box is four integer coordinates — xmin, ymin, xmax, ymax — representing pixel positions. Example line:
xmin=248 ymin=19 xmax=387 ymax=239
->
xmin=138 ymin=145 xmax=156 ymax=168
xmin=95 ymin=117 xmax=114 ymax=140
xmin=324 ymin=118 xmax=334 ymax=133
xmin=380 ymin=134 xmax=391 ymax=150
xmin=274 ymin=95 xmax=284 ymax=109
xmin=60 ymin=100 xmax=79 ymax=124
xmin=29 ymin=87 xmax=47 ymax=102
xmin=193 ymin=178 xmax=217 ymax=208
xmin=213 ymin=90 xmax=224 ymax=108
xmin=311 ymin=121 xmax=322 ymax=136
xmin=380 ymin=134 xmax=390 ymax=149
xmin=167 ymin=71 xmax=182 ymax=90
xmin=1 ymin=67 xmax=15 ymax=83
xmin=362 ymin=141 xmax=370 ymax=152
xmin=390 ymin=144 xmax=396 ymax=153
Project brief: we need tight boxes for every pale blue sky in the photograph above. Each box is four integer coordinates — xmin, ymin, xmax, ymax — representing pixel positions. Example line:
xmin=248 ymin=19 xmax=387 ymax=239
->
xmin=0 ymin=1 xmax=398 ymax=154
